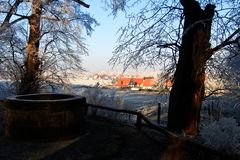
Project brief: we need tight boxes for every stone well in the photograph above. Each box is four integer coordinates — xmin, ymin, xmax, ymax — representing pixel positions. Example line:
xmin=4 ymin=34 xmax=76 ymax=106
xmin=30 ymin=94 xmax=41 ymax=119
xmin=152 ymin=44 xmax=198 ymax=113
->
xmin=3 ymin=93 xmax=86 ymax=140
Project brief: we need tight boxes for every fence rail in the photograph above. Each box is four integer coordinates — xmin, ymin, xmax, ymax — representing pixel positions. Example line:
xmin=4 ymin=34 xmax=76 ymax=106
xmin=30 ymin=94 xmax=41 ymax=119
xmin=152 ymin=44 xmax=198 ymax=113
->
xmin=86 ymin=103 xmax=239 ymax=158
xmin=86 ymin=103 xmax=177 ymax=138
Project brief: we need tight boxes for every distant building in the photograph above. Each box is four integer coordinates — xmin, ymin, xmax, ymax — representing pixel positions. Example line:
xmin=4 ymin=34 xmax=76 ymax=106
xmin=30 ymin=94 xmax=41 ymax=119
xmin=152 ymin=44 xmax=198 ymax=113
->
xmin=142 ymin=77 xmax=157 ymax=89
xmin=114 ymin=76 xmax=157 ymax=89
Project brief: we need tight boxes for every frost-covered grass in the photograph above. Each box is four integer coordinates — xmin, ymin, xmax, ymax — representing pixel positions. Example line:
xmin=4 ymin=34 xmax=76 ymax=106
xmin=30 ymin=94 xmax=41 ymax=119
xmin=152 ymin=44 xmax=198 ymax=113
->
xmin=0 ymin=81 xmax=15 ymax=99
xmin=77 ymin=87 xmax=126 ymax=119
xmin=0 ymin=82 xmax=240 ymax=154
xmin=75 ymin=86 xmax=240 ymax=154
xmin=199 ymin=117 xmax=240 ymax=154
xmin=202 ymin=94 xmax=240 ymax=123
xmin=74 ymin=86 xmax=169 ymax=123
xmin=199 ymin=94 xmax=240 ymax=154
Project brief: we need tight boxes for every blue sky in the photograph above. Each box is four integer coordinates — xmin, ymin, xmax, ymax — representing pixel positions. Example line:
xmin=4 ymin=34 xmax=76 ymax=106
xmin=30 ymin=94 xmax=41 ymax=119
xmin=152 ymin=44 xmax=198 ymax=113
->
xmin=81 ymin=1 xmax=158 ymax=74
xmin=81 ymin=1 xmax=127 ymax=72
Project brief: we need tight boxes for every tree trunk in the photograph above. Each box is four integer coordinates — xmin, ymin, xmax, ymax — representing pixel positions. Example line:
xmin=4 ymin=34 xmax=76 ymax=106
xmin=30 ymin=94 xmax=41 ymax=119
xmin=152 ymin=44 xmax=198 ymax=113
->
xmin=167 ymin=0 xmax=215 ymax=135
xmin=19 ymin=0 xmax=42 ymax=94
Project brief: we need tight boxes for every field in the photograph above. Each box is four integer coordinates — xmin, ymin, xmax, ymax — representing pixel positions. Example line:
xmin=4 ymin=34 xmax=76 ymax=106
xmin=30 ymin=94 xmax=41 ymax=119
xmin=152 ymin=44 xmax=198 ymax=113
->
xmin=0 ymin=82 xmax=240 ymax=154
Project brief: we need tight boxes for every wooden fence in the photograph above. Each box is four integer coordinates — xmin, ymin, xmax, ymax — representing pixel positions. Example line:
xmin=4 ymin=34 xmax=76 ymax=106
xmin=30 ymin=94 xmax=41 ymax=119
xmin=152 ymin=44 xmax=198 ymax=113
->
xmin=86 ymin=103 xmax=177 ymax=138
xmin=86 ymin=103 xmax=234 ymax=158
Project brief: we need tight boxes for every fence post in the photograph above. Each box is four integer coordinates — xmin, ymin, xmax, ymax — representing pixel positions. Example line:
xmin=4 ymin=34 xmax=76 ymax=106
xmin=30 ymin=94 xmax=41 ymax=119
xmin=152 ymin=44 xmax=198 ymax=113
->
xmin=157 ymin=103 xmax=161 ymax=125
xmin=136 ymin=113 xmax=142 ymax=130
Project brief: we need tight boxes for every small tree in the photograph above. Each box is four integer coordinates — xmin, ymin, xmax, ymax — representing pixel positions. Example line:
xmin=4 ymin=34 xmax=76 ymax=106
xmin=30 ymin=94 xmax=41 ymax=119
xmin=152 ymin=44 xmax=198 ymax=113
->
xmin=108 ymin=0 xmax=239 ymax=135
xmin=0 ymin=0 xmax=98 ymax=94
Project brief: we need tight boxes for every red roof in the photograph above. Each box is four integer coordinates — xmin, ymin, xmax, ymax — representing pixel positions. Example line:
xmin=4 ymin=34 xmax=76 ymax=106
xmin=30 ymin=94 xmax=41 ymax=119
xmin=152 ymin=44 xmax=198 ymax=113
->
xmin=115 ymin=77 xmax=131 ymax=87
xmin=131 ymin=78 xmax=144 ymax=86
xmin=143 ymin=78 xmax=156 ymax=87
xmin=115 ymin=77 xmax=156 ymax=87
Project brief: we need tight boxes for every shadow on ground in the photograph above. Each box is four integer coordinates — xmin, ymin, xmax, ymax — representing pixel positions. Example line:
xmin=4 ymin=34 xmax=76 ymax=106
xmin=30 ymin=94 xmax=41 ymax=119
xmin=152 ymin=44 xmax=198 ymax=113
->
xmin=0 ymin=114 xmax=233 ymax=160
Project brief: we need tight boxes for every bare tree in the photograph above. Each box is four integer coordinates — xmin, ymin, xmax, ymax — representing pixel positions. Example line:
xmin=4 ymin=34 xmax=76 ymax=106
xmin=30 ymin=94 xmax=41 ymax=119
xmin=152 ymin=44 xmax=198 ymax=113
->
xmin=108 ymin=0 xmax=239 ymax=135
xmin=224 ymin=45 xmax=240 ymax=86
xmin=0 ymin=0 xmax=98 ymax=94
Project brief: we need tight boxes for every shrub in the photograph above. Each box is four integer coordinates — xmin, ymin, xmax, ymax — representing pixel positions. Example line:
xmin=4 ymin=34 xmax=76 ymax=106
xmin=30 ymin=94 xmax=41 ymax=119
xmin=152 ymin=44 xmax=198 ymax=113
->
xmin=199 ymin=117 xmax=240 ymax=154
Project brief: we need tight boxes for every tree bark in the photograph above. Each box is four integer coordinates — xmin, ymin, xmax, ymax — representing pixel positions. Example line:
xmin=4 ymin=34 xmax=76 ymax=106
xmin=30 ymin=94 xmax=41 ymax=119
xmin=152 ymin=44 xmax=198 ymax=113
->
xmin=167 ymin=0 xmax=215 ymax=135
xmin=19 ymin=0 xmax=42 ymax=94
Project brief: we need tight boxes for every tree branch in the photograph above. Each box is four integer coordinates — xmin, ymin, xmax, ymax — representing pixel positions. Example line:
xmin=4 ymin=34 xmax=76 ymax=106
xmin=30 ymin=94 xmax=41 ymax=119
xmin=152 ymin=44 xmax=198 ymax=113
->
xmin=209 ymin=28 xmax=240 ymax=54
xmin=10 ymin=17 xmax=29 ymax=25
xmin=157 ymin=43 xmax=180 ymax=49
xmin=72 ymin=0 xmax=90 ymax=8
xmin=0 ymin=0 xmax=23 ymax=28
xmin=204 ymin=88 xmax=226 ymax=99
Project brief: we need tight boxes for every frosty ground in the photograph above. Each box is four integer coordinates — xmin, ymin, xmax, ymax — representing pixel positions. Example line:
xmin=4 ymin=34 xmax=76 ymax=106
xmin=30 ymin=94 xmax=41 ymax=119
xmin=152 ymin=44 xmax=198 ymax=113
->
xmin=0 ymin=83 xmax=240 ymax=155
xmin=73 ymin=86 xmax=240 ymax=155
